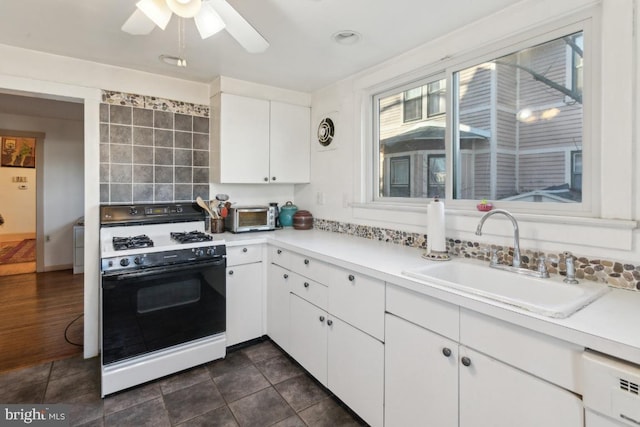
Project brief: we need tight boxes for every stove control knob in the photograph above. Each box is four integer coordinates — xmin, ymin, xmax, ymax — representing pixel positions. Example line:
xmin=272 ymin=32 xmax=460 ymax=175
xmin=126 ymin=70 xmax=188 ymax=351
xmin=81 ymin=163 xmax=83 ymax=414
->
xmin=120 ymin=258 xmax=130 ymax=267
xmin=194 ymin=249 xmax=204 ymax=257
xmin=134 ymin=256 xmax=143 ymax=265
xmin=129 ymin=208 xmax=138 ymax=215
xmin=206 ymin=248 xmax=215 ymax=256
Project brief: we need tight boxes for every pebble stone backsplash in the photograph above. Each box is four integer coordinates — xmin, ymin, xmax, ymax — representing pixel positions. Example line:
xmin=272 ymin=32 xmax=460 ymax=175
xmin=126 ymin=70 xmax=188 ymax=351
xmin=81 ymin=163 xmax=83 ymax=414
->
xmin=313 ymin=218 xmax=640 ymax=292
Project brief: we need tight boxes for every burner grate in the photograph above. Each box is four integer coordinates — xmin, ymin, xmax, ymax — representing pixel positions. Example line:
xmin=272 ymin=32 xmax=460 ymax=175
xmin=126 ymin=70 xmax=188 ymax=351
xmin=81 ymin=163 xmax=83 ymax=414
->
xmin=170 ymin=231 xmax=213 ymax=244
xmin=113 ymin=235 xmax=154 ymax=251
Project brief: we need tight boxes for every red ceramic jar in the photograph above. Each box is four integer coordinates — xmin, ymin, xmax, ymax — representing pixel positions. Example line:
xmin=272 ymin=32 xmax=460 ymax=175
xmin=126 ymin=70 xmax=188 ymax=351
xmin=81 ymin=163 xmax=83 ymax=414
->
xmin=292 ymin=210 xmax=314 ymax=230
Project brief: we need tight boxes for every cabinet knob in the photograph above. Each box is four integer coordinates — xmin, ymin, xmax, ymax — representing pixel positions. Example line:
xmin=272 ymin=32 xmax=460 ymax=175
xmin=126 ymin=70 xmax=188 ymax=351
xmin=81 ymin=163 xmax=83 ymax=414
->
xmin=228 ymin=270 xmax=234 ymax=275
xmin=327 ymin=319 xmax=333 ymax=326
xmin=272 ymin=176 xmax=277 ymax=181
xmin=264 ymin=177 xmax=269 ymax=182
xmin=283 ymin=273 xmax=289 ymax=279
xmin=461 ymin=356 xmax=472 ymax=367
xmin=304 ymin=259 xmax=310 ymax=265
xmin=242 ymin=247 xmax=248 ymax=253
xmin=304 ymin=282 xmax=310 ymax=288
xmin=348 ymin=274 xmax=355 ymax=282
xmin=277 ymin=249 xmax=282 ymax=254
xmin=319 ymin=316 xmax=325 ymax=322
xmin=442 ymin=348 xmax=452 ymax=357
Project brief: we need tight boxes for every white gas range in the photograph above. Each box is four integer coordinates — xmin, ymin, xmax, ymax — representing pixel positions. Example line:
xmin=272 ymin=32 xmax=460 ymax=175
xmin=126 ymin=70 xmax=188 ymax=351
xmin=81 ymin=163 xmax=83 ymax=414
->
xmin=99 ymin=203 xmax=227 ymax=397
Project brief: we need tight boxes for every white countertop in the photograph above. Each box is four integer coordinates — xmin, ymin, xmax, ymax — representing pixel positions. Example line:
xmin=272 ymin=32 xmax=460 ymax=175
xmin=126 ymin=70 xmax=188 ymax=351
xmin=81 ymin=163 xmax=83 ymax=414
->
xmin=223 ymin=228 xmax=640 ymax=365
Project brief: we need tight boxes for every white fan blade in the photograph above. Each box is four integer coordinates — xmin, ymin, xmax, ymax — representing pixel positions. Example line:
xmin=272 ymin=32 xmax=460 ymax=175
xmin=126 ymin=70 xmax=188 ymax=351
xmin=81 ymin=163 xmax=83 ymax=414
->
xmin=136 ymin=0 xmax=172 ymax=30
xmin=121 ymin=9 xmax=157 ymax=35
xmin=195 ymin=2 xmax=226 ymax=39
xmin=208 ymin=0 xmax=269 ymax=53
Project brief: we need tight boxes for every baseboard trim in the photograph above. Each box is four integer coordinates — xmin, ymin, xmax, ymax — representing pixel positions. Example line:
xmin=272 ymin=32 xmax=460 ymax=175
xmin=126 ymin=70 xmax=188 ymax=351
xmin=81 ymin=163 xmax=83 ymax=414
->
xmin=43 ymin=264 xmax=72 ymax=272
xmin=0 ymin=233 xmax=36 ymax=242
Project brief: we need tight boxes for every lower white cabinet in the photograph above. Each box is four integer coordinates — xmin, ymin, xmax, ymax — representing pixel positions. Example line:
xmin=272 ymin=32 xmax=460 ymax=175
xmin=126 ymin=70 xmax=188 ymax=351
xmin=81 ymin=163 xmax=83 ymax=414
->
xmin=459 ymin=346 xmax=583 ymax=427
xmin=385 ymin=314 xmax=458 ymax=427
xmin=266 ymin=263 xmax=291 ymax=351
xmin=385 ymin=312 xmax=584 ymax=427
xmin=289 ymin=293 xmax=384 ymax=427
xmin=225 ymin=262 xmax=263 ymax=347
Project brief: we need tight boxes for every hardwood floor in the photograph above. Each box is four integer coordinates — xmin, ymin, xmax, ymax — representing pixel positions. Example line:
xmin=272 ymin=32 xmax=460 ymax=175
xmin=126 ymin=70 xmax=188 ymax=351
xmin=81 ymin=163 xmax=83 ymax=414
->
xmin=0 ymin=269 xmax=84 ymax=373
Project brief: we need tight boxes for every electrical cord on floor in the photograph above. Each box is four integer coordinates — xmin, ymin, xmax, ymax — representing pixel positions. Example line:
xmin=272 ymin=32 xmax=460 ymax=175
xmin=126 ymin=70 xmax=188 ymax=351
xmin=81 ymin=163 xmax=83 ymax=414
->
xmin=64 ymin=313 xmax=84 ymax=347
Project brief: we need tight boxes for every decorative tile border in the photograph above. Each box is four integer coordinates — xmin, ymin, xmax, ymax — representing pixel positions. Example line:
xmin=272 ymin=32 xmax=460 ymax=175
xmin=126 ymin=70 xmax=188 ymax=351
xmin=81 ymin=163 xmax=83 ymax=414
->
xmin=102 ymin=90 xmax=209 ymax=117
xmin=313 ymin=218 xmax=640 ymax=292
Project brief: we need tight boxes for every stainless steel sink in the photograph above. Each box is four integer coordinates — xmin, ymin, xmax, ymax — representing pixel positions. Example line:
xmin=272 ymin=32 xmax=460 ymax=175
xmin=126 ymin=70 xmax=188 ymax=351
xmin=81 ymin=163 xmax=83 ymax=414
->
xmin=402 ymin=260 xmax=609 ymax=318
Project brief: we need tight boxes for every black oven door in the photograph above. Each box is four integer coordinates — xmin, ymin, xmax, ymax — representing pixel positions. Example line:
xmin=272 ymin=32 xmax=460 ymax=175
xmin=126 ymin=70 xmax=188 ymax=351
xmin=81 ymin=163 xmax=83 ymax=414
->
xmin=101 ymin=258 xmax=226 ymax=365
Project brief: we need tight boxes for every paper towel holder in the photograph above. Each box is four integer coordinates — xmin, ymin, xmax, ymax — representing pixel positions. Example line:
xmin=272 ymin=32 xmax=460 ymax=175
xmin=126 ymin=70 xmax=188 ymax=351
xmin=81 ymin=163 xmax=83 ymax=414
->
xmin=423 ymin=197 xmax=451 ymax=261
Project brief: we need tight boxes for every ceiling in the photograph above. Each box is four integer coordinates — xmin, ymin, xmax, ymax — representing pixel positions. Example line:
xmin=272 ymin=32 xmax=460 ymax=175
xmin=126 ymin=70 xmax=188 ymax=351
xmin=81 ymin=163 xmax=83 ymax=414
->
xmin=0 ymin=0 xmax=522 ymax=93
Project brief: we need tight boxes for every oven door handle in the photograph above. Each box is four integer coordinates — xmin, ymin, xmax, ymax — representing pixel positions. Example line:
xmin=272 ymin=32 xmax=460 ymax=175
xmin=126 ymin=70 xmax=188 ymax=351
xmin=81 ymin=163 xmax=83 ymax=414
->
xmin=102 ymin=258 xmax=226 ymax=281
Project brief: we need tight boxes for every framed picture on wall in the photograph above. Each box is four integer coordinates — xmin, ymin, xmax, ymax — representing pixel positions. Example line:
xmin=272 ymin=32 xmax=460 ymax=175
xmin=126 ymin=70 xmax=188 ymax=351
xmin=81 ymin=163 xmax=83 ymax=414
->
xmin=1 ymin=137 xmax=36 ymax=168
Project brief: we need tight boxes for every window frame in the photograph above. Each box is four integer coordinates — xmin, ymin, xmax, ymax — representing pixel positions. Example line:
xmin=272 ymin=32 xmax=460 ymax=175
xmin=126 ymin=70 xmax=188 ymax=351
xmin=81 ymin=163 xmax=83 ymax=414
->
xmin=368 ymin=16 xmax=596 ymax=217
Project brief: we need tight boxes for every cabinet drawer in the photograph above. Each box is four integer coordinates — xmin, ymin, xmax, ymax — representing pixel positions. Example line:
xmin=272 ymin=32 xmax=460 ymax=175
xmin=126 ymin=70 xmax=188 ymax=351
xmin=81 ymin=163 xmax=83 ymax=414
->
xmin=290 ymin=273 xmax=328 ymax=311
xmin=270 ymin=246 xmax=292 ymax=269
xmin=386 ymin=284 xmax=459 ymax=341
xmin=327 ymin=268 xmax=385 ymax=341
xmin=288 ymin=251 xmax=331 ymax=284
xmin=460 ymin=309 xmax=582 ymax=393
xmin=227 ymin=244 xmax=262 ymax=267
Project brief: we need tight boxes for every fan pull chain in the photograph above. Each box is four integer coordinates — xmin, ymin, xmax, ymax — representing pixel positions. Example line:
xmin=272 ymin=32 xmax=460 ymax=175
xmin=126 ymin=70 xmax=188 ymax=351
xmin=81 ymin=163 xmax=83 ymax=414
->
xmin=177 ymin=17 xmax=187 ymax=67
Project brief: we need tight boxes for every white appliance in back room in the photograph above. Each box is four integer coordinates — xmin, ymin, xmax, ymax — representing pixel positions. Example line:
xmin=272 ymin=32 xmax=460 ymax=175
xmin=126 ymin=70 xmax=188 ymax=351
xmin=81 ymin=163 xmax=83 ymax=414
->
xmin=99 ymin=202 xmax=227 ymax=397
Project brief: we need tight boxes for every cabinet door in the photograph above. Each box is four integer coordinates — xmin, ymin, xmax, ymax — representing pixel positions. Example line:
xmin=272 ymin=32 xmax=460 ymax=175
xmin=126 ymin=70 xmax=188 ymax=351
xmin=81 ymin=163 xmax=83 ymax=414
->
xmin=269 ymin=101 xmax=310 ymax=183
xmin=219 ymin=93 xmax=270 ymax=183
xmin=289 ymin=294 xmax=328 ymax=386
xmin=226 ymin=263 xmax=263 ymax=347
xmin=266 ymin=264 xmax=291 ymax=351
xmin=385 ymin=314 xmax=458 ymax=427
xmin=459 ymin=346 xmax=584 ymax=427
xmin=327 ymin=316 xmax=384 ymax=427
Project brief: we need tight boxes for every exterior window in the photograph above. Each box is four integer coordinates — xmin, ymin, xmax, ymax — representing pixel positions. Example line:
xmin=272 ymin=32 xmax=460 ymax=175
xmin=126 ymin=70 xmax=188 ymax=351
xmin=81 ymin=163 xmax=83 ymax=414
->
xmin=570 ymin=33 xmax=584 ymax=97
xmin=453 ymin=30 xmax=584 ymax=203
xmin=403 ymin=88 xmax=422 ymax=122
xmin=389 ymin=156 xmax=411 ymax=197
xmin=427 ymin=80 xmax=446 ymax=117
xmin=571 ymin=151 xmax=582 ymax=191
xmin=376 ymin=77 xmax=447 ymax=199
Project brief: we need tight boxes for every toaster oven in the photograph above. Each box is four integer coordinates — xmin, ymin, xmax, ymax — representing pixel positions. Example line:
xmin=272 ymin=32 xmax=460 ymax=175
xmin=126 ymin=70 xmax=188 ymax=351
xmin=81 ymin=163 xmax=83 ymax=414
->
xmin=225 ymin=206 xmax=276 ymax=233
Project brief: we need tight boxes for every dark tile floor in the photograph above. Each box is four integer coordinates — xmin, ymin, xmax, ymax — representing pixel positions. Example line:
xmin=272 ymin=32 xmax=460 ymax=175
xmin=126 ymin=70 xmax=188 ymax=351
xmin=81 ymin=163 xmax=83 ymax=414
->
xmin=0 ymin=338 xmax=368 ymax=427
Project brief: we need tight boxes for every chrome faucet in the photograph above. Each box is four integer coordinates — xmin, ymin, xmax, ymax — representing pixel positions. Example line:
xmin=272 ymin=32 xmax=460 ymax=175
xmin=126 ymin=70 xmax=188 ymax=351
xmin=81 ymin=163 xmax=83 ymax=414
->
xmin=476 ymin=209 xmax=522 ymax=268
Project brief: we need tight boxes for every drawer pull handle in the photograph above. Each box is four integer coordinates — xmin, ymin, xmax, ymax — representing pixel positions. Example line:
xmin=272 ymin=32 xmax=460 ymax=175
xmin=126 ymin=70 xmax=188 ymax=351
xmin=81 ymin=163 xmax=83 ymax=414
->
xmin=442 ymin=348 xmax=452 ymax=357
xmin=461 ymin=356 xmax=472 ymax=367
xmin=283 ymin=274 xmax=289 ymax=279
xmin=277 ymin=249 xmax=282 ymax=254
xmin=304 ymin=259 xmax=310 ymax=265
xmin=319 ymin=316 xmax=325 ymax=322
xmin=228 ymin=270 xmax=234 ymax=275
xmin=348 ymin=274 xmax=355 ymax=282
xmin=304 ymin=282 xmax=310 ymax=288
xmin=242 ymin=247 xmax=248 ymax=253
xmin=264 ymin=177 xmax=269 ymax=182
xmin=327 ymin=319 xmax=333 ymax=326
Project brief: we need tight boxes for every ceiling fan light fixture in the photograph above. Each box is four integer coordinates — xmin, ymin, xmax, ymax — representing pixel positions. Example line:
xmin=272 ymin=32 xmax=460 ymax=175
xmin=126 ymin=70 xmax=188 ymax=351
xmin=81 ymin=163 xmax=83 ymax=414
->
xmin=194 ymin=2 xmax=226 ymax=39
xmin=159 ymin=54 xmax=188 ymax=67
xmin=166 ymin=0 xmax=202 ymax=18
xmin=136 ymin=0 xmax=172 ymax=30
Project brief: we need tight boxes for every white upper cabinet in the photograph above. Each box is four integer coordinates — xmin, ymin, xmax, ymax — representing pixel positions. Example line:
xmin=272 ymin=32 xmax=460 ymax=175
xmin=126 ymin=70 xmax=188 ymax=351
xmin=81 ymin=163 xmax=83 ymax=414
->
xmin=211 ymin=92 xmax=310 ymax=184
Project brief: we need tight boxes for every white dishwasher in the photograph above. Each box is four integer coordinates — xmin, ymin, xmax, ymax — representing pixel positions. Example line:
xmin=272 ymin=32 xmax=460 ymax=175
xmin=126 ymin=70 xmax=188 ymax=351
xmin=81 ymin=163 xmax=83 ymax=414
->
xmin=583 ymin=350 xmax=640 ymax=427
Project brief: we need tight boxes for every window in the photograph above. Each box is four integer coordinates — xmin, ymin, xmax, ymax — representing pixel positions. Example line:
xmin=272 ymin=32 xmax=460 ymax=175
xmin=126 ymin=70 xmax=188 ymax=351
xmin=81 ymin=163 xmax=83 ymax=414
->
xmin=403 ymin=88 xmax=422 ymax=122
xmin=373 ymin=25 xmax=588 ymax=206
xmin=427 ymin=80 xmax=446 ymax=117
xmin=453 ymin=30 xmax=584 ymax=203
xmin=376 ymin=77 xmax=447 ymax=199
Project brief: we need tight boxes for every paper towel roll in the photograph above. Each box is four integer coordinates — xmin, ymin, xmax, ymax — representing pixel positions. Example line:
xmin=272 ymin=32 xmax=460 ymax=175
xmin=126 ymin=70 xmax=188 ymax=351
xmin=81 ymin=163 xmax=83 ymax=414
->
xmin=427 ymin=198 xmax=446 ymax=253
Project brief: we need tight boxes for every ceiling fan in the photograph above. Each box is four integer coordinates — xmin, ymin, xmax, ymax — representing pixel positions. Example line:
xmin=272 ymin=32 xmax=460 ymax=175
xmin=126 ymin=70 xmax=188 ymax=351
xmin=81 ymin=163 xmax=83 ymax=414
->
xmin=122 ymin=0 xmax=269 ymax=53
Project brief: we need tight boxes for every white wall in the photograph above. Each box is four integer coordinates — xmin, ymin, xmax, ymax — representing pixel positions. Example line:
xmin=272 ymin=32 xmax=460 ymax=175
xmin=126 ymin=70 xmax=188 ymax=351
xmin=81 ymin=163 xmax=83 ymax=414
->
xmin=297 ymin=0 xmax=640 ymax=263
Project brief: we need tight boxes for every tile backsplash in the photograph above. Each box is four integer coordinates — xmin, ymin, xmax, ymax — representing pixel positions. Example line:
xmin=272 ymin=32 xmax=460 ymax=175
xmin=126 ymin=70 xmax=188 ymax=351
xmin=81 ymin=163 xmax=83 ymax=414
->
xmin=313 ymin=218 xmax=640 ymax=292
xmin=100 ymin=90 xmax=210 ymax=204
